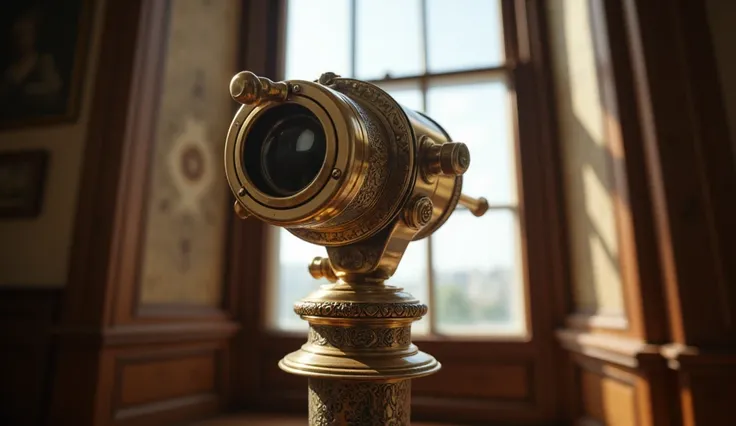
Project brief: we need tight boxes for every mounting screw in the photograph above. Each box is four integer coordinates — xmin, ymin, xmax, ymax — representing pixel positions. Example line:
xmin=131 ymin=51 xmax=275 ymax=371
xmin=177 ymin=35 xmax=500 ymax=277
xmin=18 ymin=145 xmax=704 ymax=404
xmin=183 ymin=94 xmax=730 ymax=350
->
xmin=237 ymin=187 xmax=246 ymax=196
xmin=292 ymin=84 xmax=301 ymax=93
xmin=331 ymin=169 xmax=342 ymax=180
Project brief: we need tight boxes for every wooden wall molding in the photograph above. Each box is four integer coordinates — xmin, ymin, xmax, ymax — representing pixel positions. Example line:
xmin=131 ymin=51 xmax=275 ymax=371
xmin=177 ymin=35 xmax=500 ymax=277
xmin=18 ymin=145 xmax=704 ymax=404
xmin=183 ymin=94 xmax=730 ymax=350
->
xmin=53 ymin=321 xmax=239 ymax=347
xmin=557 ymin=330 xmax=664 ymax=370
xmin=660 ymin=344 xmax=736 ymax=371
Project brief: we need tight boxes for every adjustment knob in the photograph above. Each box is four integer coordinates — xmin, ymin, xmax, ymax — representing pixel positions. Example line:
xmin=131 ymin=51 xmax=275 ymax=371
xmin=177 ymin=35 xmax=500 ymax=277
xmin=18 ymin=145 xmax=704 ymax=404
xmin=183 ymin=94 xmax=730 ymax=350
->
xmin=230 ymin=71 xmax=289 ymax=106
xmin=438 ymin=142 xmax=470 ymax=175
xmin=233 ymin=200 xmax=251 ymax=219
xmin=403 ymin=196 xmax=434 ymax=230
xmin=308 ymin=256 xmax=338 ymax=282
xmin=421 ymin=138 xmax=471 ymax=180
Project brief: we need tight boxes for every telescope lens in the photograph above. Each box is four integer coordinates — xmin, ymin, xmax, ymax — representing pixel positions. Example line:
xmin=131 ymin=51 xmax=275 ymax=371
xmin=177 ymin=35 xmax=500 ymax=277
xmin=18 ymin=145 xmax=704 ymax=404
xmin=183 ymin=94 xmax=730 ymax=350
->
xmin=244 ymin=104 xmax=327 ymax=197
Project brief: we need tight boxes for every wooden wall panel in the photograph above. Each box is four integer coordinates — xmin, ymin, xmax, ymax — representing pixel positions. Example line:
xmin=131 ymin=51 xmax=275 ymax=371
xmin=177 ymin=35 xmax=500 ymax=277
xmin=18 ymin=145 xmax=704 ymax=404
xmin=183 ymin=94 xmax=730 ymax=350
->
xmin=118 ymin=354 xmax=216 ymax=407
xmin=413 ymin=363 xmax=530 ymax=400
xmin=49 ymin=0 xmax=242 ymax=425
xmin=619 ymin=0 xmax=736 ymax=422
xmin=552 ymin=0 xmax=736 ymax=423
xmin=579 ymin=368 xmax=637 ymax=426
xmin=108 ymin=343 xmax=229 ymax=425
xmin=0 ymin=288 xmax=62 ymax=426
xmin=114 ymin=395 xmax=219 ymax=426
xmin=683 ymin=369 xmax=736 ymax=426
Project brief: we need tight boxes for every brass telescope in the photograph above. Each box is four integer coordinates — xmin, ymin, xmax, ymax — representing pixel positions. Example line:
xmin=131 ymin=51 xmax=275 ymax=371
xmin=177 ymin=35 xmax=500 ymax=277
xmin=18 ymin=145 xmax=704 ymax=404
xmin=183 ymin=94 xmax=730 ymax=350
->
xmin=225 ymin=71 xmax=487 ymax=425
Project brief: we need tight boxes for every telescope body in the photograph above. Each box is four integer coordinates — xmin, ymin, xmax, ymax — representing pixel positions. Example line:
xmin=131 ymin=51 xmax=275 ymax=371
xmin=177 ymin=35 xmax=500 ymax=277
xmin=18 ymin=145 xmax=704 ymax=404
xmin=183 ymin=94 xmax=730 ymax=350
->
xmin=225 ymin=71 xmax=485 ymax=425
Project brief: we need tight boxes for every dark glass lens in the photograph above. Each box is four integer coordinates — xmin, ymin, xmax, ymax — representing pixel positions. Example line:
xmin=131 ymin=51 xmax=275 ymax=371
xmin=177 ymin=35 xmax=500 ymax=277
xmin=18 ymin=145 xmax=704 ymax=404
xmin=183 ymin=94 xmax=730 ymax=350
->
xmin=243 ymin=104 xmax=327 ymax=197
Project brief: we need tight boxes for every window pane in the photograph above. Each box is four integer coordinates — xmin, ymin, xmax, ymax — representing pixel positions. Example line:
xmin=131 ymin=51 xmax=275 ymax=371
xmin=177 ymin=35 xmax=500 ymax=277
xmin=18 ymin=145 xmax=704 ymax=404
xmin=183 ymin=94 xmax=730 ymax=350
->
xmin=390 ymin=238 xmax=430 ymax=335
xmin=427 ymin=77 xmax=516 ymax=205
xmin=285 ymin=0 xmax=351 ymax=80
xmin=356 ymin=0 xmax=423 ymax=80
xmin=426 ymin=0 xmax=504 ymax=72
xmin=431 ymin=210 xmax=525 ymax=336
xmin=270 ymin=228 xmax=327 ymax=331
xmin=379 ymin=81 xmax=424 ymax=112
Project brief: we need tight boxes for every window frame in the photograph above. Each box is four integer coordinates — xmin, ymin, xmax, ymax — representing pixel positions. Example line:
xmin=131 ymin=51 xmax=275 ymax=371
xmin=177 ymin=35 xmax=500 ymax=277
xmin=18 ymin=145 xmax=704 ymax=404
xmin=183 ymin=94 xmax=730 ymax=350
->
xmin=275 ymin=0 xmax=524 ymax=338
xmin=232 ymin=0 xmax=569 ymax=423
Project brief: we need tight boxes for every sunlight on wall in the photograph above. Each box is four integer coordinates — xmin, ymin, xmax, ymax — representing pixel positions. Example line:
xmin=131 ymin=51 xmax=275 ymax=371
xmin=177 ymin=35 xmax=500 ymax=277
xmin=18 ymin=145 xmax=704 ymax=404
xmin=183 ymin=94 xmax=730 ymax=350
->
xmin=547 ymin=0 xmax=625 ymax=317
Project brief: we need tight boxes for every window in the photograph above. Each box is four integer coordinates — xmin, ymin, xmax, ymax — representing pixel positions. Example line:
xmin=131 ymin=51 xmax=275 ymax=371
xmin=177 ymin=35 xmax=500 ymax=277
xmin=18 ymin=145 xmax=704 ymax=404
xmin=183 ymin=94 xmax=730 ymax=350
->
xmin=269 ymin=0 xmax=526 ymax=338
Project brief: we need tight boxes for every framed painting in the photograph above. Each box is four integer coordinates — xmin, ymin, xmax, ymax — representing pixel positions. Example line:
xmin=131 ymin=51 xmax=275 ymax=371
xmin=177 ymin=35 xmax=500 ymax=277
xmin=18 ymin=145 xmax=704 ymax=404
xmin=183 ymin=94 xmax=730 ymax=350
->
xmin=0 ymin=0 xmax=93 ymax=129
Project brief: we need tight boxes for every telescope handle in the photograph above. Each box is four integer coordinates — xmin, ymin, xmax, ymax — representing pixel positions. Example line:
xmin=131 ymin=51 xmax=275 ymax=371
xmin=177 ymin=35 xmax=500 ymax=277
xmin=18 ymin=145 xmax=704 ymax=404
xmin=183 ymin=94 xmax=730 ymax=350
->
xmin=458 ymin=194 xmax=489 ymax=217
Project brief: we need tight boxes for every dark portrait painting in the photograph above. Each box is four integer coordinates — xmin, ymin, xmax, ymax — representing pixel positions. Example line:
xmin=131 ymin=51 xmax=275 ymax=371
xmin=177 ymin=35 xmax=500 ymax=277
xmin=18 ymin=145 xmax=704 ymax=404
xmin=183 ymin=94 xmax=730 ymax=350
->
xmin=0 ymin=0 xmax=92 ymax=128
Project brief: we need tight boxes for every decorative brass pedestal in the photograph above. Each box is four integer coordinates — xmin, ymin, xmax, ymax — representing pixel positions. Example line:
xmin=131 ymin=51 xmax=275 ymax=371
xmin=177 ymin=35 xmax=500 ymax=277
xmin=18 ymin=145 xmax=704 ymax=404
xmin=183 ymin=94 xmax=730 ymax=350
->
xmin=279 ymin=281 xmax=440 ymax=426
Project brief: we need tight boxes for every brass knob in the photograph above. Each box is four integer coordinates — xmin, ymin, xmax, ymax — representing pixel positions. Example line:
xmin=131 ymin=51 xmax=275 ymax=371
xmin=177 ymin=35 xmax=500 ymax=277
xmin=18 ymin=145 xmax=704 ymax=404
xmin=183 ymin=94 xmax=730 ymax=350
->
xmin=422 ymin=138 xmax=471 ymax=180
xmin=233 ymin=200 xmax=251 ymax=219
xmin=309 ymin=256 xmax=338 ymax=282
xmin=318 ymin=72 xmax=340 ymax=85
xmin=230 ymin=71 xmax=289 ymax=106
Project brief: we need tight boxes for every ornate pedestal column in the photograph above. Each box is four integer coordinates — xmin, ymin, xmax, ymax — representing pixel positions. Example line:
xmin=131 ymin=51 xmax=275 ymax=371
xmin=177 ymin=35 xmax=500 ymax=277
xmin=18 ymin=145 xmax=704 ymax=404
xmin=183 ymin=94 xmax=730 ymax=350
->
xmin=279 ymin=282 xmax=439 ymax=426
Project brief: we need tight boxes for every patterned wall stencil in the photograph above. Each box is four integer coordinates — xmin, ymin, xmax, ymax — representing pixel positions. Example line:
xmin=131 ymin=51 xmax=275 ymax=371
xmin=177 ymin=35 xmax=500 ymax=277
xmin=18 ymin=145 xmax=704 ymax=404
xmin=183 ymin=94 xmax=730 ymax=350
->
xmin=138 ymin=0 xmax=240 ymax=306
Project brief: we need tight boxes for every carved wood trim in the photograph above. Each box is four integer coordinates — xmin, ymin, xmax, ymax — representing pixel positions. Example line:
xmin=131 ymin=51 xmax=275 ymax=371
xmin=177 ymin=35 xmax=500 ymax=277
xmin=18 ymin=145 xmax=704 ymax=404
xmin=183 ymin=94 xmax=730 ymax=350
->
xmin=135 ymin=304 xmax=230 ymax=321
